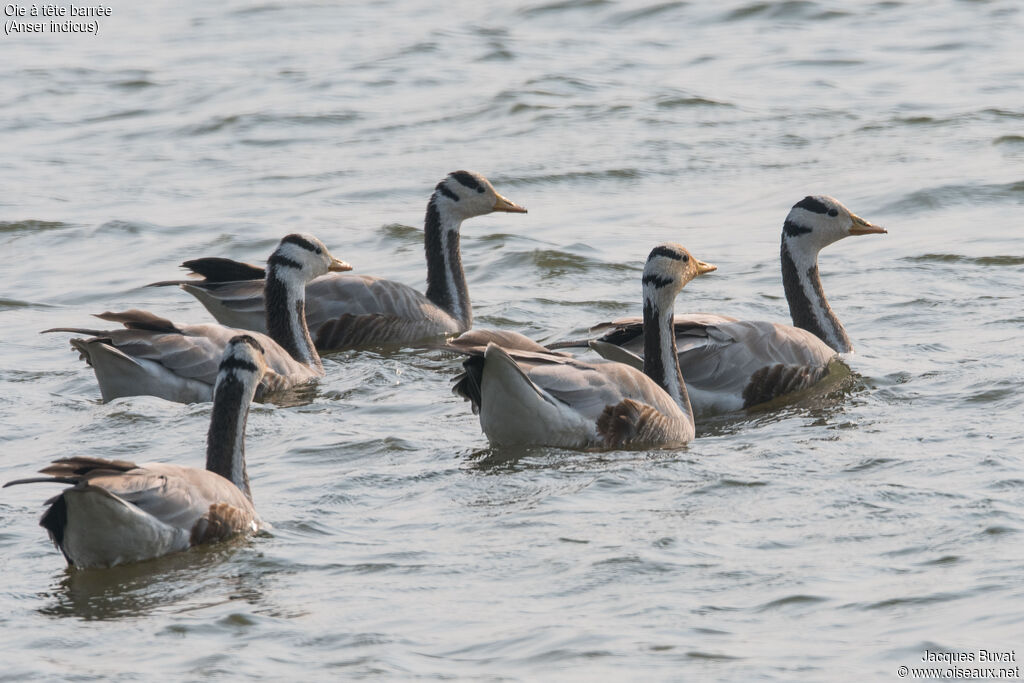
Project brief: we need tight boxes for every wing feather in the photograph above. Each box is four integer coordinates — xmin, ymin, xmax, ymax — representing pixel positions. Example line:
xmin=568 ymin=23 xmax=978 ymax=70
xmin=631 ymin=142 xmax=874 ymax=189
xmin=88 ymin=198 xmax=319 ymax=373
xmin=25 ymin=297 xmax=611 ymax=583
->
xmin=178 ymin=274 xmax=461 ymax=348
xmin=557 ymin=314 xmax=837 ymax=412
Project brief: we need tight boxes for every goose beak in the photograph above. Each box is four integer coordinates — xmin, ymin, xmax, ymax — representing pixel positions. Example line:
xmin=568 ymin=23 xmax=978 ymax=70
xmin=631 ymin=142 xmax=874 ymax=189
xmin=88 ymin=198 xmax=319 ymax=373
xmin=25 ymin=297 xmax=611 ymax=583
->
xmin=492 ymin=193 xmax=528 ymax=214
xmin=849 ymin=213 xmax=887 ymax=236
xmin=328 ymin=257 xmax=353 ymax=272
xmin=696 ymin=260 xmax=717 ymax=275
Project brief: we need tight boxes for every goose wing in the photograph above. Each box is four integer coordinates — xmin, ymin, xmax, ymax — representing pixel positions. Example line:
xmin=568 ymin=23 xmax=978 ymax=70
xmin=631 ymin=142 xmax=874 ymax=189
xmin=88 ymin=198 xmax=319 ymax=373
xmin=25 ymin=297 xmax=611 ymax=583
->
xmin=514 ymin=351 xmax=680 ymax=422
xmin=179 ymin=274 xmax=459 ymax=348
xmin=561 ymin=314 xmax=837 ymax=412
xmin=6 ymin=457 xmax=254 ymax=533
xmin=450 ymin=332 xmax=672 ymax=419
xmin=179 ymin=280 xmax=268 ymax=333
xmin=674 ymin=318 xmax=836 ymax=395
xmin=449 ymin=336 xmax=689 ymax=448
xmin=103 ymin=463 xmax=254 ymax=533
xmin=448 ymin=328 xmax=567 ymax=355
xmin=48 ymin=312 xmax=313 ymax=388
xmin=548 ymin=313 xmax=739 ymax=351
xmin=68 ymin=463 xmax=240 ymax=531
xmin=306 ymin=275 xmax=460 ymax=348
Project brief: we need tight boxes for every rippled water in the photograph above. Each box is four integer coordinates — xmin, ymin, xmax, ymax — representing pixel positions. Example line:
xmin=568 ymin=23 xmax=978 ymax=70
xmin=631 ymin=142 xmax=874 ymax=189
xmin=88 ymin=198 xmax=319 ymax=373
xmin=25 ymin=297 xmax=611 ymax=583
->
xmin=2 ymin=0 xmax=1023 ymax=679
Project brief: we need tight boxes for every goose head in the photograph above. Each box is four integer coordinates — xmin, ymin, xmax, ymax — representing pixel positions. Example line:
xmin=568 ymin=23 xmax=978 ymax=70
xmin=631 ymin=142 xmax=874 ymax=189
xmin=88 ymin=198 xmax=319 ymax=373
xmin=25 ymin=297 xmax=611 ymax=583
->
xmin=432 ymin=170 xmax=527 ymax=222
xmin=642 ymin=243 xmax=717 ymax=307
xmin=268 ymin=233 xmax=352 ymax=282
xmin=217 ymin=334 xmax=269 ymax=385
xmin=783 ymin=195 xmax=887 ymax=253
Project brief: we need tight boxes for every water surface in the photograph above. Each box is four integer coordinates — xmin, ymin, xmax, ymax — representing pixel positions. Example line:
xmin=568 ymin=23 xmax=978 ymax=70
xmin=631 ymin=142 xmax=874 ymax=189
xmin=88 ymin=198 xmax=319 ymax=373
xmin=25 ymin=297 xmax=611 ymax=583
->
xmin=2 ymin=0 xmax=1023 ymax=680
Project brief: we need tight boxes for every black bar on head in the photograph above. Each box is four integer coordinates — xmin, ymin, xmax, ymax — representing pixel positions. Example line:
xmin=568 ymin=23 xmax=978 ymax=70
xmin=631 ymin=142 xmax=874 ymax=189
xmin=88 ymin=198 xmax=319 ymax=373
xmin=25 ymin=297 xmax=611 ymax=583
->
xmin=793 ymin=196 xmax=829 ymax=214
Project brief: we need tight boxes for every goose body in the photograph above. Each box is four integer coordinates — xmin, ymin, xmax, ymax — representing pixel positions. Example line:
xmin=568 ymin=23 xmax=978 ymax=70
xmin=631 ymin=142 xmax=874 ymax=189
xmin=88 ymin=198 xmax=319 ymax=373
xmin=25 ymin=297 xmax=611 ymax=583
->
xmin=160 ymin=171 xmax=527 ymax=351
xmin=47 ymin=234 xmax=350 ymax=404
xmin=4 ymin=335 xmax=267 ymax=568
xmin=448 ymin=244 xmax=716 ymax=450
xmin=551 ymin=197 xmax=886 ymax=414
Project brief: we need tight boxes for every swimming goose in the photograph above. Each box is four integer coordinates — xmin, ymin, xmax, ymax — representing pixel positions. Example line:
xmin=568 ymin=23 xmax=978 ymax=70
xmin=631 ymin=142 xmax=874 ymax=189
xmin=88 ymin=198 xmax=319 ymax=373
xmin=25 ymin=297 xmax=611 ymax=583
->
xmin=45 ymin=233 xmax=350 ymax=404
xmin=4 ymin=335 xmax=267 ymax=569
xmin=156 ymin=171 xmax=527 ymax=351
xmin=549 ymin=196 xmax=887 ymax=413
xmin=446 ymin=244 xmax=716 ymax=449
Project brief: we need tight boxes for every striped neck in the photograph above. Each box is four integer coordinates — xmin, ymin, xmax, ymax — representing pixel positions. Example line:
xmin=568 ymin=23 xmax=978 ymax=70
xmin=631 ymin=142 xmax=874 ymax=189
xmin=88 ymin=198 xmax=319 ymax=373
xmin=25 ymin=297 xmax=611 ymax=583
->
xmin=423 ymin=196 xmax=472 ymax=328
xmin=780 ymin=237 xmax=852 ymax=353
xmin=642 ymin=287 xmax=693 ymax=418
xmin=264 ymin=259 xmax=323 ymax=372
xmin=206 ymin=368 xmax=257 ymax=501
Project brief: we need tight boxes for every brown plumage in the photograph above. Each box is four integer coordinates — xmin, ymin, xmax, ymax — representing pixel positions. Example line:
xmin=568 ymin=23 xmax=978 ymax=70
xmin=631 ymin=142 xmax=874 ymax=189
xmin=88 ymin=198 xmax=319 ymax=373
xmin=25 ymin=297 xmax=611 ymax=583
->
xmin=597 ymin=399 xmax=678 ymax=449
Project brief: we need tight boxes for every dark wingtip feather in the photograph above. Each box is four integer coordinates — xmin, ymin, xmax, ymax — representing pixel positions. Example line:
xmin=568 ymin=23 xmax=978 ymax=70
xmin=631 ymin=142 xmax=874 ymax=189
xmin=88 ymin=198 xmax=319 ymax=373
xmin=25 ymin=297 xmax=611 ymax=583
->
xmin=39 ymin=493 xmax=71 ymax=563
xmin=93 ymin=310 xmax=182 ymax=334
xmin=452 ymin=356 xmax=484 ymax=414
xmin=4 ymin=476 xmax=79 ymax=488
xmin=41 ymin=327 xmax=106 ymax=335
xmin=39 ymin=456 xmax=138 ymax=478
xmin=182 ymin=257 xmax=267 ymax=283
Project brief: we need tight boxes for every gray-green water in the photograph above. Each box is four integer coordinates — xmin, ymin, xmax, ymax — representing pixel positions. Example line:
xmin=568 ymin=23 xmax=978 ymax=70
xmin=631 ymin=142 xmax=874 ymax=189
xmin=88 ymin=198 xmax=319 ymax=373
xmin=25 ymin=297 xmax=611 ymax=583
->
xmin=2 ymin=1 xmax=1022 ymax=680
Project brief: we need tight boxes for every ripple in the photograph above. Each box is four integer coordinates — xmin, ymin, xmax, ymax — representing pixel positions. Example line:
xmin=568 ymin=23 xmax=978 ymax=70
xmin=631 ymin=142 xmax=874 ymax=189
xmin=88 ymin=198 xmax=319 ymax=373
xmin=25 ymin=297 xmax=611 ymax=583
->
xmin=181 ymin=111 xmax=360 ymax=136
xmin=606 ymin=2 xmax=686 ymax=25
xmin=83 ymin=109 xmax=152 ymax=124
xmin=994 ymin=135 xmax=1024 ymax=146
xmin=656 ymin=94 xmax=734 ymax=109
xmin=724 ymin=0 xmax=831 ymax=21
xmin=880 ymin=181 xmax=1024 ymax=213
xmin=861 ymin=591 xmax=967 ymax=610
xmin=519 ymin=0 xmax=612 ymax=17
xmin=0 ymin=220 xmax=68 ymax=233
xmin=983 ymin=108 xmax=1024 ymax=119
xmin=692 ymin=479 xmax=768 ymax=495
xmin=843 ymin=457 xmax=897 ymax=473
xmin=113 ymin=78 xmax=158 ymax=90
xmin=903 ymin=254 xmax=1024 ymax=266
xmin=756 ymin=594 xmax=829 ymax=611
xmin=377 ymin=222 xmax=421 ymax=242
xmin=505 ymin=168 xmax=642 ymax=186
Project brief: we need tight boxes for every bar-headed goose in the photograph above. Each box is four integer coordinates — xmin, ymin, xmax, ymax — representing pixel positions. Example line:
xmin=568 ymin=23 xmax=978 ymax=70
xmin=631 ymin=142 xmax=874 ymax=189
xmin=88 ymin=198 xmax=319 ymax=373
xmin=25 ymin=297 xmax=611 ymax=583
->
xmin=45 ymin=233 xmax=350 ymax=404
xmin=446 ymin=244 xmax=716 ymax=449
xmin=550 ymin=196 xmax=886 ymax=414
xmin=4 ymin=335 xmax=268 ymax=569
xmin=157 ymin=171 xmax=527 ymax=351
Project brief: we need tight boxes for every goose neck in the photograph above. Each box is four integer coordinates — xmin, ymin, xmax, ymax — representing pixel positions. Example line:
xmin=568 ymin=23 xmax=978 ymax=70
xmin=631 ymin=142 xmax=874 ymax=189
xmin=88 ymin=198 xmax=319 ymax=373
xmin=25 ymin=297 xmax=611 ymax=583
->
xmin=205 ymin=371 xmax=257 ymax=501
xmin=423 ymin=197 xmax=472 ymax=328
xmin=264 ymin=262 xmax=323 ymax=372
xmin=780 ymin=238 xmax=852 ymax=353
xmin=642 ymin=289 xmax=693 ymax=418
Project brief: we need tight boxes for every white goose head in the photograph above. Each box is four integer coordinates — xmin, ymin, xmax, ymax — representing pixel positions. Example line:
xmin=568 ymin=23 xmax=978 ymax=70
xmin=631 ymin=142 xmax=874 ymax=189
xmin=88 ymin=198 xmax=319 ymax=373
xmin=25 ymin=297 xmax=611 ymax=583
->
xmin=783 ymin=195 xmax=887 ymax=254
xmin=642 ymin=243 xmax=717 ymax=306
xmin=432 ymin=170 xmax=527 ymax=223
xmin=216 ymin=334 xmax=269 ymax=387
xmin=268 ymin=233 xmax=352 ymax=282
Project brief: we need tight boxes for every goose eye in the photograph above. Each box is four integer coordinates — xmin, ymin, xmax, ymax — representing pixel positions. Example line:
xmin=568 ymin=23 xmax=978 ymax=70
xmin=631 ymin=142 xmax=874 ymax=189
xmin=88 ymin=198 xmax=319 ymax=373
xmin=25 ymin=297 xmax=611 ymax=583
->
xmin=828 ymin=209 xmax=838 ymax=217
